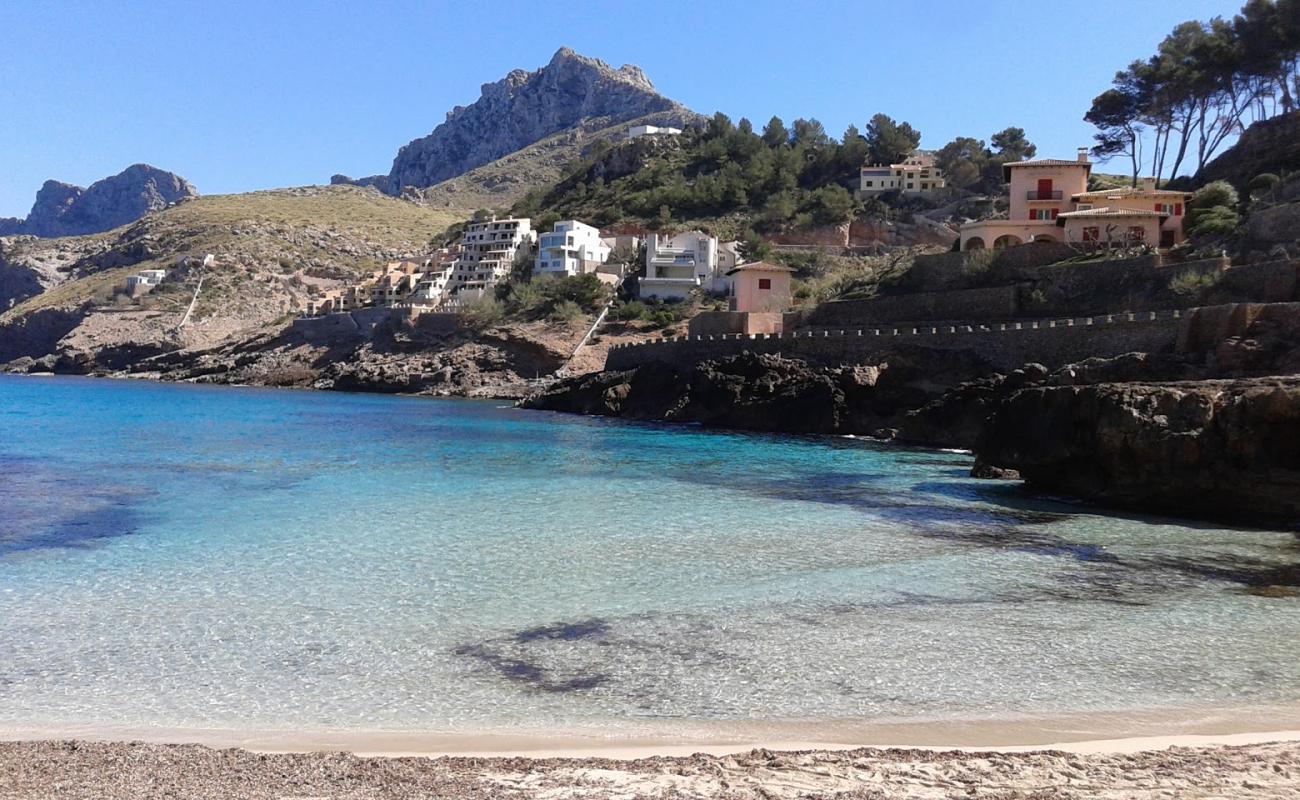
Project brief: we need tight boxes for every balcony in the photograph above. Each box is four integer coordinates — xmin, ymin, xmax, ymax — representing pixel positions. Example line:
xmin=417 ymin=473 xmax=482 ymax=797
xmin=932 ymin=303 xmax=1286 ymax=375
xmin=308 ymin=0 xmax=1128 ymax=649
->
xmin=1026 ymin=190 xmax=1063 ymax=200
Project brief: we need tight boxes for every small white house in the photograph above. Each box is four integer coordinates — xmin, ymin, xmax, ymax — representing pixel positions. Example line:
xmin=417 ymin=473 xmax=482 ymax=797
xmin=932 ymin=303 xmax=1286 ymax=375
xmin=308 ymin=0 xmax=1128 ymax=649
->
xmin=628 ymin=125 xmax=683 ymax=140
xmin=535 ymin=220 xmax=611 ymax=277
xmin=125 ymin=269 xmax=167 ymax=296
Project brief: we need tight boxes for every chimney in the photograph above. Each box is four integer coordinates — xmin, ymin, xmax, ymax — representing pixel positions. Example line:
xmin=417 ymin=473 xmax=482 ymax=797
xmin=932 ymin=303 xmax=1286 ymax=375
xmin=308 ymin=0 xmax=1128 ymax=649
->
xmin=1077 ymin=147 xmax=1090 ymax=163
xmin=1141 ymin=177 xmax=1157 ymax=191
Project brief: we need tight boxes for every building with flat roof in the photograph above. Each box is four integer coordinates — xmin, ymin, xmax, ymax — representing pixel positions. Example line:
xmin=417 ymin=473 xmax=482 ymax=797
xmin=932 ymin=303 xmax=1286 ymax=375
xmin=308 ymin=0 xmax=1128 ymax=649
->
xmin=859 ymin=154 xmax=945 ymax=196
xmin=536 ymin=220 xmax=611 ymax=277
xmin=450 ymin=217 xmax=533 ymax=294
xmin=639 ymin=231 xmax=720 ymax=300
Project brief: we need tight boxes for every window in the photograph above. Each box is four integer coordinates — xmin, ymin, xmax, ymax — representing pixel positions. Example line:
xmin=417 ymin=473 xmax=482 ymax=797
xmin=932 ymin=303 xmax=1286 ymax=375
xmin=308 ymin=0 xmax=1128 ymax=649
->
xmin=907 ymin=182 xmax=914 ymax=189
xmin=1030 ymin=208 xmax=1058 ymax=220
xmin=864 ymin=180 xmax=873 ymax=187
xmin=1128 ymin=226 xmax=1146 ymax=241
xmin=1156 ymin=203 xmax=1177 ymax=215
xmin=758 ymin=278 xmax=771 ymax=290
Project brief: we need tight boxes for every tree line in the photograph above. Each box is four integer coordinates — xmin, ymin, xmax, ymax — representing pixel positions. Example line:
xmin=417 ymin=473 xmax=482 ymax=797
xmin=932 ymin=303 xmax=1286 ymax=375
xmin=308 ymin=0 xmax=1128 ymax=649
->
xmin=1086 ymin=0 xmax=1299 ymax=185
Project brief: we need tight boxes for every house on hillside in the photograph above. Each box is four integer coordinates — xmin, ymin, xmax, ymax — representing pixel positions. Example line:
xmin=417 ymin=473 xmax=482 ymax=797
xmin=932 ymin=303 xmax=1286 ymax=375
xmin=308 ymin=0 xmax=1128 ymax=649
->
xmin=628 ymin=125 xmax=682 ymax=140
xmin=859 ymin=154 xmax=946 ymax=196
xmin=687 ymin=261 xmax=795 ymax=337
xmin=639 ymin=231 xmax=720 ymax=300
xmin=959 ymin=150 xmax=1194 ymax=251
xmin=370 ymin=260 xmax=425 ymax=307
xmin=125 ymin=269 xmax=167 ymax=297
xmin=449 ymin=216 xmax=533 ymax=296
xmin=535 ymin=220 xmax=611 ymax=278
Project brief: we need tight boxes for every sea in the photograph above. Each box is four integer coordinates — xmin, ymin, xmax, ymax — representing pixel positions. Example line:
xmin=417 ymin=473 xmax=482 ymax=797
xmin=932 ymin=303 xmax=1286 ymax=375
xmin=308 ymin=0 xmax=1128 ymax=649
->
xmin=2 ymin=374 xmax=1298 ymax=739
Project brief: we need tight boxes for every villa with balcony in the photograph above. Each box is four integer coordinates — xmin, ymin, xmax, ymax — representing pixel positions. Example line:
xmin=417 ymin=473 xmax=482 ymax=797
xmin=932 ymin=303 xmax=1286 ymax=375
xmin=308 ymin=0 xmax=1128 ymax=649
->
xmin=535 ymin=220 xmax=611 ymax=278
xmin=639 ymin=231 xmax=720 ymax=301
xmin=959 ymin=149 xmax=1194 ymax=251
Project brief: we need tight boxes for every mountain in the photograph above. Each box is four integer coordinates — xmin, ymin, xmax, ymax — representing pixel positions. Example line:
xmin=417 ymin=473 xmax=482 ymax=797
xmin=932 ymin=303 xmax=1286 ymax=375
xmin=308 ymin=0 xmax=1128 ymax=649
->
xmin=337 ymin=47 xmax=697 ymax=196
xmin=1 ymin=164 xmax=198 ymax=238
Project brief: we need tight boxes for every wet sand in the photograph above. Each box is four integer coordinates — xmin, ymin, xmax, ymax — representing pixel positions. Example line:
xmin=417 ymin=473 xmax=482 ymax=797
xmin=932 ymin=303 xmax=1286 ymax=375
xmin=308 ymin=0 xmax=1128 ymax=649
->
xmin=3 ymin=737 xmax=1300 ymax=799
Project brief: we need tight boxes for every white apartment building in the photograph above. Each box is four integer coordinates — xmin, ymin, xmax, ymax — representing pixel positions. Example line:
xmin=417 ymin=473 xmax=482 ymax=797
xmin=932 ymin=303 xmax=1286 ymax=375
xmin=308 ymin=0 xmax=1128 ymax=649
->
xmin=535 ymin=220 xmax=611 ymax=277
xmin=628 ymin=124 xmax=683 ymax=140
xmin=449 ymin=217 xmax=533 ymax=295
xmin=407 ymin=245 xmax=460 ymax=306
xmin=859 ymin=154 xmax=945 ymax=196
xmin=639 ymin=231 xmax=720 ymax=300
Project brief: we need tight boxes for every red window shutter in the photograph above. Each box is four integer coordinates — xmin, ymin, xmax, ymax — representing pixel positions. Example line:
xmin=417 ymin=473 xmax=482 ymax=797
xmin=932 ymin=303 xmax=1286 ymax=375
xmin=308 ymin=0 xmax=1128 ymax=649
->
xmin=758 ymin=278 xmax=771 ymax=290
xmin=1155 ymin=202 xmax=1162 ymax=211
xmin=1051 ymin=208 xmax=1059 ymax=219
xmin=1175 ymin=203 xmax=1183 ymax=215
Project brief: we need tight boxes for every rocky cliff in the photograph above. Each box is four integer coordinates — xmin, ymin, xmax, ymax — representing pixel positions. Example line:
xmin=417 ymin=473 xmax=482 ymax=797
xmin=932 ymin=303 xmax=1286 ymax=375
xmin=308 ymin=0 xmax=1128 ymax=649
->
xmin=1195 ymin=111 xmax=1300 ymax=189
xmin=975 ymin=378 xmax=1300 ymax=526
xmin=369 ymin=48 xmax=692 ymax=194
xmin=3 ymin=164 xmax=198 ymax=238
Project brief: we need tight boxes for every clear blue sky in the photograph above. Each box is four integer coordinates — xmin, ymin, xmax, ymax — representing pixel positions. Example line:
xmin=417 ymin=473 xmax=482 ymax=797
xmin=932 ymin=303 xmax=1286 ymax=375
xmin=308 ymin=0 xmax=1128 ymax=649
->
xmin=0 ymin=0 xmax=1246 ymax=218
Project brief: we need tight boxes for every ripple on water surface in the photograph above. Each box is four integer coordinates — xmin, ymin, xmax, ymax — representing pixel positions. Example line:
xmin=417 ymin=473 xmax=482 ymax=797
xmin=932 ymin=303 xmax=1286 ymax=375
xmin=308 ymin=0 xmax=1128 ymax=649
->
xmin=1 ymin=374 xmax=1299 ymax=733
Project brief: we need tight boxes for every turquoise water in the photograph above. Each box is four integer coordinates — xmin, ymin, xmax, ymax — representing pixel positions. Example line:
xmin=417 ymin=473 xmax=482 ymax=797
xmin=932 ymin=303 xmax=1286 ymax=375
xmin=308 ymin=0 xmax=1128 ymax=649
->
xmin=2 ymin=374 xmax=1299 ymax=735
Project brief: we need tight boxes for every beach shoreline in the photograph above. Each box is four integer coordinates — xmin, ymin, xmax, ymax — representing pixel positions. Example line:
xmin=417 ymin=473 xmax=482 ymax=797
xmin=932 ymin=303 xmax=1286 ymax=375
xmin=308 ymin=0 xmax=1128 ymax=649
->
xmin=5 ymin=703 xmax=1300 ymax=759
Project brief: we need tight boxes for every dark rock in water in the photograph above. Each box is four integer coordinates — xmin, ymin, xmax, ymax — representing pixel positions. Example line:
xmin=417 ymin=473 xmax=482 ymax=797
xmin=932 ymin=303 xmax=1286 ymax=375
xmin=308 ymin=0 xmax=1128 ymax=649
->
xmin=5 ymin=164 xmax=197 ymax=238
xmin=975 ymin=377 xmax=1300 ymax=526
xmin=970 ymin=459 xmax=1019 ymax=480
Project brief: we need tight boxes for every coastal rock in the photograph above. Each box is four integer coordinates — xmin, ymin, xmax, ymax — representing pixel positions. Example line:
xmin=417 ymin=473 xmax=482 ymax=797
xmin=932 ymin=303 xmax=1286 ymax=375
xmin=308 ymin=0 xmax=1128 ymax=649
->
xmin=975 ymin=378 xmax=1300 ymax=526
xmin=6 ymin=165 xmax=198 ymax=238
xmin=381 ymin=48 xmax=690 ymax=193
xmin=523 ymin=348 xmax=994 ymax=434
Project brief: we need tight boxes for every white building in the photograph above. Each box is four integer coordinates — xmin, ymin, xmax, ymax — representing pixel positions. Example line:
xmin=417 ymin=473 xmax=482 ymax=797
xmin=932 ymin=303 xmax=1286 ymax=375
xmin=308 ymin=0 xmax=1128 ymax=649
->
xmin=449 ymin=217 xmax=533 ymax=295
xmin=859 ymin=153 xmax=945 ymax=196
xmin=639 ymin=231 xmax=720 ymax=300
xmin=535 ymin=220 xmax=612 ymax=277
xmin=628 ymin=124 xmax=683 ymax=140
xmin=125 ymin=269 xmax=167 ymax=296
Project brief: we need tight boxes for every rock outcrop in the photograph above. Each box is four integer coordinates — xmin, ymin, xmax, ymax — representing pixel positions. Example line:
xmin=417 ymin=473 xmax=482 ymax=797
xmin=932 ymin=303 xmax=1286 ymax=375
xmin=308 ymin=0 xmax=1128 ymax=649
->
xmin=1195 ymin=111 xmax=1300 ymax=189
xmin=523 ymin=347 xmax=996 ymax=435
xmin=379 ymin=48 xmax=691 ymax=193
xmin=5 ymin=164 xmax=197 ymax=238
xmin=975 ymin=378 xmax=1300 ymax=526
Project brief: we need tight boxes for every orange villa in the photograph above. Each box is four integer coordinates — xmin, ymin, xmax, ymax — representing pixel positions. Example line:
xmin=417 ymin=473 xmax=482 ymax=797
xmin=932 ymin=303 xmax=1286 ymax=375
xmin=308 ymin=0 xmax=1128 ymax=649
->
xmin=959 ymin=148 xmax=1194 ymax=251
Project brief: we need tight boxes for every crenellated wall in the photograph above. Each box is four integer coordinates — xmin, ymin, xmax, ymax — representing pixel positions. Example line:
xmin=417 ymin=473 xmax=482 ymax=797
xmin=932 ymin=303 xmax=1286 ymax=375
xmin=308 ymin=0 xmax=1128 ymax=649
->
xmin=606 ymin=310 xmax=1191 ymax=372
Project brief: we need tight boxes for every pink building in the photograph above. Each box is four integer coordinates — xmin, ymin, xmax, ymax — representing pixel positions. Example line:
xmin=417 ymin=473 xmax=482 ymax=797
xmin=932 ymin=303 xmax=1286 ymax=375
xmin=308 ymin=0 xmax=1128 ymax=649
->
xmin=727 ymin=262 xmax=794 ymax=313
xmin=959 ymin=150 xmax=1194 ymax=251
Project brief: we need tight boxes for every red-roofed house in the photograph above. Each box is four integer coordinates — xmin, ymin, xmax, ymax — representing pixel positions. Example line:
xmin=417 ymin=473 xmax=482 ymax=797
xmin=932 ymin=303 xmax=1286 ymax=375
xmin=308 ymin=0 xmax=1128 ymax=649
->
xmin=959 ymin=150 xmax=1194 ymax=251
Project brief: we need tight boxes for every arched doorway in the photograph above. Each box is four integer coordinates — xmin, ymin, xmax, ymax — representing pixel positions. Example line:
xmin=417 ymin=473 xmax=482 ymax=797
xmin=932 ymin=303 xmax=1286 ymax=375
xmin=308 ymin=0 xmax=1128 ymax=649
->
xmin=993 ymin=234 xmax=1023 ymax=249
xmin=964 ymin=236 xmax=986 ymax=251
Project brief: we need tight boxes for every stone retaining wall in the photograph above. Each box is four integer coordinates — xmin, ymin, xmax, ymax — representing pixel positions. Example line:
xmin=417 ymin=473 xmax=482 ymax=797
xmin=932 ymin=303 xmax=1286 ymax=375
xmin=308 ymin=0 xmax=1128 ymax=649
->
xmin=606 ymin=310 xmax=1188 ymax=372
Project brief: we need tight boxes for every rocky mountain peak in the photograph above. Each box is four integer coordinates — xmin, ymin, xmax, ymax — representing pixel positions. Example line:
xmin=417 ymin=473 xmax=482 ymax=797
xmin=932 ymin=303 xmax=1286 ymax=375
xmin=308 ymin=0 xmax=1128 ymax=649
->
xmin=5 ymin=164 xmax=197 ymax=238
xmin=374 ymin=48 xmax=690 ymax=194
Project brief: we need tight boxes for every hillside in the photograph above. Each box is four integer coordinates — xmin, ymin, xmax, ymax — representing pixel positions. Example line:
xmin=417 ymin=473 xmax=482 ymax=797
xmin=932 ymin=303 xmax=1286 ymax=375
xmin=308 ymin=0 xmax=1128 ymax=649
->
xmin=338 ymin=47 xmax=696 ymax=196
xmin=409 ymin=110 xmax=700 ymax=213
xmin=0 ymin=185 xmax=462 ymax=364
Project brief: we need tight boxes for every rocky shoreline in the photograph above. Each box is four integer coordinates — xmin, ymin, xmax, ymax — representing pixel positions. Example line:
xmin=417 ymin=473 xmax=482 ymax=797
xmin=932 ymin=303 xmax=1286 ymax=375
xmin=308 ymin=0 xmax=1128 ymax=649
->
xmin=522 ymin=306 xmax=1300 ymax=528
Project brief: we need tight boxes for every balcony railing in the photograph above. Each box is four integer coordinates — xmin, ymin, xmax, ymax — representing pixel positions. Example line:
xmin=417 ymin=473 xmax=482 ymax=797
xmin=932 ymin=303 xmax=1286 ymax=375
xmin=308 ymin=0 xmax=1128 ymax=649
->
xmin=1026 ymin=190 xmax=1063 ymax=200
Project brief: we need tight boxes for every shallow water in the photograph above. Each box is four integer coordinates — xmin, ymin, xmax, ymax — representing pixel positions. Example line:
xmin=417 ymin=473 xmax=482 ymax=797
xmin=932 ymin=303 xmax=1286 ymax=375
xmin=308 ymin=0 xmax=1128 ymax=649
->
xmin=1 ymin=374 xmax=1298 ymax=735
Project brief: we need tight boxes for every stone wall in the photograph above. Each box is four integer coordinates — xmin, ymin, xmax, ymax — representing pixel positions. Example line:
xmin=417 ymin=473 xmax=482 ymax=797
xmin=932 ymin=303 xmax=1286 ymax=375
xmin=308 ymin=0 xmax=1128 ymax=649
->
xmin=606 ymin=310 xmax=1189 ymax=373
xmin=811 ymin=285 xmax=1020 ymax=325
xmin=290 ymin=306 xmax=395 ymax=343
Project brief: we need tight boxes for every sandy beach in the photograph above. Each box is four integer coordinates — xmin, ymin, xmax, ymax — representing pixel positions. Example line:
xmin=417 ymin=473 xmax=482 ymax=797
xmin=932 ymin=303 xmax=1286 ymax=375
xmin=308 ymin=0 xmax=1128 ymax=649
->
xmin=3 ymin=736 xmax=1300 ymax=799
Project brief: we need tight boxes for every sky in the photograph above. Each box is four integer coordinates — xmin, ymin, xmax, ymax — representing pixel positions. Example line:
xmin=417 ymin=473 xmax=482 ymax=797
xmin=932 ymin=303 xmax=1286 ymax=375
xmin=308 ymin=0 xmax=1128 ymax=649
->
xmin=0 ymin=0 xmax=1249 ymax=219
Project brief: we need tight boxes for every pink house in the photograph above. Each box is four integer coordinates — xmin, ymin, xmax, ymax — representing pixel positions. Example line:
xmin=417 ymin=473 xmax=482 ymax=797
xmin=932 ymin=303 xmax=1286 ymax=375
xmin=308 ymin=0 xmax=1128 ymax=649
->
xmin=959 ymin=149 xmax=1194 ymax=251
xmin=726 ymin=262 xmax=794 ymax=313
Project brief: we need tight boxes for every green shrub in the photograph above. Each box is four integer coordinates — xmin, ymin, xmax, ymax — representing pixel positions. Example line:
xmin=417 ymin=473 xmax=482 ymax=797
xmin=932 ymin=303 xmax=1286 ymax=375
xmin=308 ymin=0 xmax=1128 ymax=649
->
xmin=461 ymin=296 xmax=505 ymax=329
xmin=547 ymin=299 xmax=584 ymax=323
xmin=1169 ymin=269 xmax=1223 ymax=297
